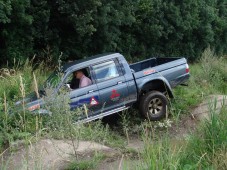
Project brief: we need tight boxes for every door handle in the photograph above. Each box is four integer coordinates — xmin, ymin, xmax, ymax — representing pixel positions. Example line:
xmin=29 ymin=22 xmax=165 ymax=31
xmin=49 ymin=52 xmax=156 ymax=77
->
xmin=117 ymin=81 xmax=122 ymax=84
xmin=88 ymin=90 xmax=94 ymax=93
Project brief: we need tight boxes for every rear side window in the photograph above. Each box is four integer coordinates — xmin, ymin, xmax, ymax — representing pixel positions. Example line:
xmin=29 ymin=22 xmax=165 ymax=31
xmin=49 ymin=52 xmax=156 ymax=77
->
xmin=93 ymin=60 xmax=119 ymax=82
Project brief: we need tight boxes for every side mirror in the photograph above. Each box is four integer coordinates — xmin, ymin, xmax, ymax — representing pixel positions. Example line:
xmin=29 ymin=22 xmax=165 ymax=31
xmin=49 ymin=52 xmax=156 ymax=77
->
xmin=59 ymin=84 xmax=71 ymax=93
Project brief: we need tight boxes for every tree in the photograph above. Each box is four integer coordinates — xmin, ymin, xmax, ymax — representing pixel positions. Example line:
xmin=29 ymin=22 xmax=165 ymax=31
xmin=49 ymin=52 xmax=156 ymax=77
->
xmin=0 ymin=0 xmax=227 ymax=66
xmin=0 ymin=0 xmax=33 ymax=65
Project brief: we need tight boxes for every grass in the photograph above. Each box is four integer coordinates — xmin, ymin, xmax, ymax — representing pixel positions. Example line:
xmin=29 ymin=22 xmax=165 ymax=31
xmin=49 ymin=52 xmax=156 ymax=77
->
xmin=0 ymin=48 xmax=227 ymax=169
xmin=139 ymin=139 xmax=181 ymax=170
xmin=66 ymin=152 xmax=105 ymax=170
xmin=178 ymin=103 xmax=227 ymax=169
xmin=0 ymin=59 xmax=48 ymax=100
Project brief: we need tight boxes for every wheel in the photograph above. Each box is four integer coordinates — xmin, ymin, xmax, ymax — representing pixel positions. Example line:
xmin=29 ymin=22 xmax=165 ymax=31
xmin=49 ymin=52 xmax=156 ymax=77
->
xmin=139 ymin=91 xmax=168 ymax=121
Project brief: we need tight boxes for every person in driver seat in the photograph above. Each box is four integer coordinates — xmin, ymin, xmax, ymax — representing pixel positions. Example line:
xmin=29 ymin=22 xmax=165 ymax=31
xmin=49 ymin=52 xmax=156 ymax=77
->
xmin=70 ymin=70 xmax=92 ymax=89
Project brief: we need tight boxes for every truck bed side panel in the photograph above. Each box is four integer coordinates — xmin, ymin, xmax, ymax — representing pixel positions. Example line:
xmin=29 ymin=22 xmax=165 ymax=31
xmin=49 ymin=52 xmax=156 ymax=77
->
xmin=132 ymin=58 xmax=189 ymax=93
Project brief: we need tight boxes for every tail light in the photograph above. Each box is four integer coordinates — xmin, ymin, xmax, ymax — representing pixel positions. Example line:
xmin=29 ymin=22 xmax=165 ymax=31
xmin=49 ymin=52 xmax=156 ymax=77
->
xmin=186 ymin=64 xmax=189 ymax=73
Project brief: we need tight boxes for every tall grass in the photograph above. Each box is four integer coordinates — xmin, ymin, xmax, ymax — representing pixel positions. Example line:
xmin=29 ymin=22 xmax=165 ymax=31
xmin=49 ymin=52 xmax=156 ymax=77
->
xmin=138 ymin=126 xmax=181 ymax=170
xmin=136 ymin=99 xmax=227 ymax=170
xmin=0 ymin=59 xmax=48 ymax=100
xmin=0 ymin=60 xmax=47 ymax=152
xmin=178 ymin=100 xmax=227 ymax=169
xmin=199 ymin=48 xmax=227 ymax=93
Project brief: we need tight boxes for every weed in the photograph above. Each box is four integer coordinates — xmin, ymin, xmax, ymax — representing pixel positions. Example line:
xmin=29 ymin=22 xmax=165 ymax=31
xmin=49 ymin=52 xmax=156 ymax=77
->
xmin=139 ymin=127 xmax=181 ymax=170
xmin=199 ymin=47 xmax=227 ymax=93
xmin=120 ymin=110 xmax=131 ymax=144
xmin=66 ymin=152 xmax=105 ymax=170
xmin=178 ymin=98 xmax=227 ymax=169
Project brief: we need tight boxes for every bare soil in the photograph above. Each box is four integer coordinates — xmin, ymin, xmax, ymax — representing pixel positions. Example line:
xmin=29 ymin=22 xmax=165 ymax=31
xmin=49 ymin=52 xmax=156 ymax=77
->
xmin=1 ymin=139 xmax=116 ymax=170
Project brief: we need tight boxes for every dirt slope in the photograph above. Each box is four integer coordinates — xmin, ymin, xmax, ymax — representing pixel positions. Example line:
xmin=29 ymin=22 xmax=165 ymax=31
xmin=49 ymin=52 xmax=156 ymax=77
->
xmin=1 ymin=139 xmax=115 ymax=170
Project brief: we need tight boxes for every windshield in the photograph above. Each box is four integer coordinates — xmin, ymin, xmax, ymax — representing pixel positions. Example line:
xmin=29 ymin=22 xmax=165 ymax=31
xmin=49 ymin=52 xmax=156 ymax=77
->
xmin=43 ymin=71 xmax=64 ymax=89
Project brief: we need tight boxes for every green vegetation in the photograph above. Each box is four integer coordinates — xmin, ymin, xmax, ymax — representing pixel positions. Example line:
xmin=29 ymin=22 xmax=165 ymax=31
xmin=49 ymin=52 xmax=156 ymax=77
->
xmin=1 ymin=0 xmax=227 ymax=65
xmin=66 ymin=153 xmax=105 ymax=170
xmin=136 ymin=105 xmax=227 ymax=170
xmin=178 ymin=107 xmax=227 ymax=169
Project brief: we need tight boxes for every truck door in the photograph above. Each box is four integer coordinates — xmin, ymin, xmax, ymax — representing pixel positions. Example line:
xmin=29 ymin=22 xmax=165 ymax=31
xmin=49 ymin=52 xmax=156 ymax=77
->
xmin=61 ymin=67 xmax=101 ymax=117
xmin=91 ymin=59 xmax=129 ymax=113
xmin=69 ymin=84 xmax=100 ymax=117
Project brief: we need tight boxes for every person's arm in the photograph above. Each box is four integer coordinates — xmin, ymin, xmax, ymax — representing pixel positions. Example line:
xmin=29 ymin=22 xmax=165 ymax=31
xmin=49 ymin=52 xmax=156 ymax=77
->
xmin=80 ymin=77 xmax=92 ymax=88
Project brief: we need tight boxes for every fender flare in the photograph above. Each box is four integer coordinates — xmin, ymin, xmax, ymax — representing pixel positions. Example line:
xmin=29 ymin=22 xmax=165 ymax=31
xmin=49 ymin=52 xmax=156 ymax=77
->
xmin=139 ymin=77 xmax=173 ymax=98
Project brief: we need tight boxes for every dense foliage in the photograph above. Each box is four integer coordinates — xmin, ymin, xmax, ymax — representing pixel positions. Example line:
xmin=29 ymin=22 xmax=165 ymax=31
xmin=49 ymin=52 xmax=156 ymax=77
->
xmin=0 ymin=0 xmax=227 ymax=65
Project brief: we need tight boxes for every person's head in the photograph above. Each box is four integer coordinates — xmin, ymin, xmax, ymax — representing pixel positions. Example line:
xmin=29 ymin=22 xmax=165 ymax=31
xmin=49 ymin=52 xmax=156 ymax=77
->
xmin=74 ymin=70 xmax=84 ymax=79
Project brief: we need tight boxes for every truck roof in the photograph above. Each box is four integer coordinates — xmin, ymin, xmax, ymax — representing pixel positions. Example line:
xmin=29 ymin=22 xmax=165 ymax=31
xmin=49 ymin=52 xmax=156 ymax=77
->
xmin=62 ymin=52 xmax=120 ymax=72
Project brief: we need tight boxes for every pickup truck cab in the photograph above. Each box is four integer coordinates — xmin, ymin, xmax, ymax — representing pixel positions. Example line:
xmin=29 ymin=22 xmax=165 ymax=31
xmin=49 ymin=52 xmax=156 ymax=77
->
xmin=24 ymin=53 xmax=190 ymax=123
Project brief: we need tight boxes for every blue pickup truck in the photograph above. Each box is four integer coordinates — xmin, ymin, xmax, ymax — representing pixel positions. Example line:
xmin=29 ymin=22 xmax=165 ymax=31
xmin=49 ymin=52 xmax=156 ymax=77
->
xmin=21 ymin=53 xmax=190 ymax=123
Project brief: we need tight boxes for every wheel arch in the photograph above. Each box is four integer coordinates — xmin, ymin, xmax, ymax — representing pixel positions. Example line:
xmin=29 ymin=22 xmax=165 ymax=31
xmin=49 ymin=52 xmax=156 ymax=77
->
xmin=139 ymin=78 xmax=173 ymax=98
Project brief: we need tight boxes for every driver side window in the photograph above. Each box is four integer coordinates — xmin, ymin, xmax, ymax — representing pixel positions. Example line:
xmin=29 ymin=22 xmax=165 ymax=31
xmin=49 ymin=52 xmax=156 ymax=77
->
xmin=65 ymin=67 xmax=92 ymax=90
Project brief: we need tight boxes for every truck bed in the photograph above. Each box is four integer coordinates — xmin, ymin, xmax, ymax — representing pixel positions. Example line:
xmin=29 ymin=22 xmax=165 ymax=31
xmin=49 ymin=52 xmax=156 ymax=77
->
xmin=129 ymin=57 xmax=189 ymax=88
xmin=129 ymin=57 xmax=180 ymax=72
